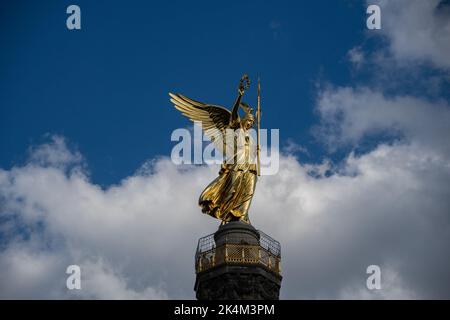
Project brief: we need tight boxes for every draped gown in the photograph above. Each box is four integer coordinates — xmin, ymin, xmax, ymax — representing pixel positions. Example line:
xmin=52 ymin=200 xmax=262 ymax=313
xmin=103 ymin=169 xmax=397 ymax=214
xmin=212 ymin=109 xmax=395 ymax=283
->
xmin=199 ymin=127 xmax=257 ymax=223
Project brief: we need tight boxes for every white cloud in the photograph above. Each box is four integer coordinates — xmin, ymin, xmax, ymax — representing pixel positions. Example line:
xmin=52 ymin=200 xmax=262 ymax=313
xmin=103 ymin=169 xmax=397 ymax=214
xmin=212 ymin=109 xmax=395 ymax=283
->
xmin=74 ymin=259 xmax=168 ymax=299
xmin=0 ymin=138 xmax=219 ymax=299
xmin=339 ymin=266 xmax=418 ymax=300
xmin=348 ymin=47 xmax=365 ymax=69
xmin=314 ymin=86 xmax=450 ymax=155
xmin=0 ymin=247 xmax=64 ymax=299
xmin=28 ymin=135 xmax=84 ymax=170
xmin=369 ymin=0 xmax=450 ymax=70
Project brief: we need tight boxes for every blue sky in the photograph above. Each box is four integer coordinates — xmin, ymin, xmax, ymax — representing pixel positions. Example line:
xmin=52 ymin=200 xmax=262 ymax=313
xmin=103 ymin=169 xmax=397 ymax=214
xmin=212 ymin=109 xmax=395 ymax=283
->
xmin=1 ymin=0 xmax=450 ymax=299
xmin=1 ymin=0 xmax=372 ymax=186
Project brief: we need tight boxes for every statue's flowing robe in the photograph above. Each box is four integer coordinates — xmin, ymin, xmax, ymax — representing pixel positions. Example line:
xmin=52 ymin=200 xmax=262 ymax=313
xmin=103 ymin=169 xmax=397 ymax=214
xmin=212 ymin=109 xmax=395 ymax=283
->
xmin=199 ymin=128 xmax=257 ymax=222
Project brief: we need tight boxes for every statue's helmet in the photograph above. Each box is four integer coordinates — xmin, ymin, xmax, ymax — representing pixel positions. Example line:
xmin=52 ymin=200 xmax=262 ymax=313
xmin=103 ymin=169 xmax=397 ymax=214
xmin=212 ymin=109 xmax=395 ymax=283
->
xmin=240 ymin=102 xmax=255 ymax=122
xmin=243 ymin=112 xmax=255 ymax=122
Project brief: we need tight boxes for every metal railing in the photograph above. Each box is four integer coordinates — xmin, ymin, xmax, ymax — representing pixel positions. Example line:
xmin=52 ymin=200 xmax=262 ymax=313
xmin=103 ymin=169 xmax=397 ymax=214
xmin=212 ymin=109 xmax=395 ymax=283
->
xmin=195 ymin=230 xmax=281 ymax=274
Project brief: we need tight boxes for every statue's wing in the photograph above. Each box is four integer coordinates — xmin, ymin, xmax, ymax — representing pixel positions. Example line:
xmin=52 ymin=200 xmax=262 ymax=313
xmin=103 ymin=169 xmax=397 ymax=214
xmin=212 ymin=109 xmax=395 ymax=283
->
xmin=169 ymin=93 xmax=232 ymax=155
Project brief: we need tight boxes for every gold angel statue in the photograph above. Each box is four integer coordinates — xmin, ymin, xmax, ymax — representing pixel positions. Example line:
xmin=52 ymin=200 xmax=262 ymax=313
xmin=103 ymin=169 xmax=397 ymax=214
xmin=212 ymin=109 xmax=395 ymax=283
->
xmin=169 ymin=74 xmax=261 ymax=224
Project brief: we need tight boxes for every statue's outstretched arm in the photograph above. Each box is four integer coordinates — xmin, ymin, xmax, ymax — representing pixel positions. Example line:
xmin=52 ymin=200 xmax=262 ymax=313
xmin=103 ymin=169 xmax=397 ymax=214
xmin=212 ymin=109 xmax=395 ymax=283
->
xmin=231 ymin=91 xmax=243 ymax=123
xmin=231 ymin=75 xmax=249 ymax=124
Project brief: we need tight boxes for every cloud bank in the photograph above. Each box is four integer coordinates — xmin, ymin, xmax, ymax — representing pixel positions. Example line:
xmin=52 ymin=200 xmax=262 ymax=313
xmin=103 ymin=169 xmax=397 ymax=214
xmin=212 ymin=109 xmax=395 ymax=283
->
xmin=374 ymin=0 xmax=450 ymax=70
xmin=1 ymin=128 xmax=449 ymax=299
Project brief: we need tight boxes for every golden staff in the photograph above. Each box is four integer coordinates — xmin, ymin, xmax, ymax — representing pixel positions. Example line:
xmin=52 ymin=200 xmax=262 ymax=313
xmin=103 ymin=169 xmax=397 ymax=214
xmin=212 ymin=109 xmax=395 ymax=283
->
xmin=257 ymin=78 xmax=261 ymax=176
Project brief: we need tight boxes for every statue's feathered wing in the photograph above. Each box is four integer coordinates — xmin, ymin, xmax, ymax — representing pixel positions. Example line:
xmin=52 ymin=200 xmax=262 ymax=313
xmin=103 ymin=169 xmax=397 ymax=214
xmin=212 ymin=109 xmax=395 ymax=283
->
xmin=169 ymin=93 xmax=234 ymax=155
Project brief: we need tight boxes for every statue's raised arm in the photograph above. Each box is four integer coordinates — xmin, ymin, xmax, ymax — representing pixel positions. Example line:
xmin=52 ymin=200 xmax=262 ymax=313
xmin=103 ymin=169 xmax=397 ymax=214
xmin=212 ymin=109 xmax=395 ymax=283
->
xmin=230 ymin=74 xmax=250 ymax=127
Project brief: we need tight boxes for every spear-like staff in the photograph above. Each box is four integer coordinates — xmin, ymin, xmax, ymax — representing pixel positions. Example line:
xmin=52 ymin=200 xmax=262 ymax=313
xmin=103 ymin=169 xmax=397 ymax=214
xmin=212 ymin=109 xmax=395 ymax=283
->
xmin=256 ymin=78 xmax=261 ymax=176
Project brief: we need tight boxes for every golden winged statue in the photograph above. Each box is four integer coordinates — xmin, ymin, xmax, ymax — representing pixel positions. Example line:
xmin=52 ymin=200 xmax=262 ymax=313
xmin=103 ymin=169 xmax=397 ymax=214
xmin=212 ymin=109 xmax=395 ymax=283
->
xmin=169 ymin=74 xmax=260 ymax=224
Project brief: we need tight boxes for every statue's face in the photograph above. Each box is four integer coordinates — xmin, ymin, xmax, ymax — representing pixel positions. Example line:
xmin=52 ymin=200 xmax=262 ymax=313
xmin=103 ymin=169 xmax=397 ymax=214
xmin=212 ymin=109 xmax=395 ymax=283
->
xmin=244 ymin=118 xmax=254 ymax=130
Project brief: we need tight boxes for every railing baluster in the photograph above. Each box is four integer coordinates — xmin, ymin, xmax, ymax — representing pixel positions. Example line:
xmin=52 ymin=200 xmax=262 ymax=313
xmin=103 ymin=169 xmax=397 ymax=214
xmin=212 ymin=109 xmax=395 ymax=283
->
xmin=196 ymin=232 xmax=281 ymax=275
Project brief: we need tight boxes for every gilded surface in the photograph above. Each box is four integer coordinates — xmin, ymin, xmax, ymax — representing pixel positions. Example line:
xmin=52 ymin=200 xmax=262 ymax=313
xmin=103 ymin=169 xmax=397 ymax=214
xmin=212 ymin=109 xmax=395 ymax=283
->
xmin=170 ymin=75 xmax=261 ymax=224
